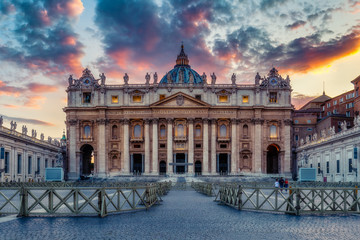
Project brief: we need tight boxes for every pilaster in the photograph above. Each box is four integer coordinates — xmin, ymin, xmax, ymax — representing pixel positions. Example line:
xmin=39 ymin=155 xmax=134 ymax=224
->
xmin=202 ymin=118 xmax=209 ymax=174
xmin=167 ymin=118 xmax=173 ymax=173
xmin=211 ymin=119 xmax=217 ymax=174
xmin=188 ymin=118 xmax=194 ymax=174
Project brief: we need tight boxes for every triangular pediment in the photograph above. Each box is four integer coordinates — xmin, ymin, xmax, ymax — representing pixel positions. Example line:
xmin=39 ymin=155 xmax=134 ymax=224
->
xmin=150 ymin=92 xmax=210 ymax=108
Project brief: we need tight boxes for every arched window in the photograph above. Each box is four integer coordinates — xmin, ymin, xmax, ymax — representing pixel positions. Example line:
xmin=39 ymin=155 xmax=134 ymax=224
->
xmin=84 ymin=125 xmax=91 ymax=138
xmin=112 ymin=125 xmax=118 ymax=139
xmin=220 ymin=124 xmax=227 ymax=137
xmin=134 ymin=124 xmax=141 ymax=138
xmin=160 ymin=125 xmax=166 ymax=138
xmin=195 ymin=125 xmax=201 ymax=137
xmin=177 ymin=124 xmax=184 ymax=137
xmin=243 ymin=124 xmax=248 ymax=137
xmin=270 ymin=125 xmax=277 ymax=138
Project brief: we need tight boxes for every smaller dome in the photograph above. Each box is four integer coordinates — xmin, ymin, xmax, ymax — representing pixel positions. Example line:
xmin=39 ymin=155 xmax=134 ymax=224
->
xmin=160 ymin=44 xmax=204 ymax=84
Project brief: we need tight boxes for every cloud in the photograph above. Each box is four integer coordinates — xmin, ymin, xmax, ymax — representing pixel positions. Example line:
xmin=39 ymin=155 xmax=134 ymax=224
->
xmin=0 ymin=80 xmax=23 ymax=96
xmin=260 ymin=0 xmax=288 ymax=10
xmin=0 ymin=0 xmax=84 ymax=77
xmin=1 ymin=114 xmax=55 ymax=126
xmin=286 ymin=20 xmax=306 ymax=30
xmin=24 ymin=96 xmax=46 ymax=109
xmin=292 ymin=92 xmax=319 ymax=109
xmin=27 ymin=83 xmax=58 ymax=93
xmin=93 ymin=0 xmax=231 ymax=82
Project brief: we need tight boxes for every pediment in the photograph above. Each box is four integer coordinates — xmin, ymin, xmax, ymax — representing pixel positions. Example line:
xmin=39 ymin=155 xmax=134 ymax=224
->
xmin=150 ymin=92 xmax=210 ymax=108
xmin=215 ymin=89 xmax=232 ymax=95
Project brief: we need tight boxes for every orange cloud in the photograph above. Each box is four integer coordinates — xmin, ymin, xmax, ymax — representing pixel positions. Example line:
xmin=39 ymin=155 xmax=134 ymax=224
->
xmin=63 ymin=36 xmax=77 ymax=46
xmin=24 ymin=96 xmax=46 ymax=109
xmin=0 ymin=80 xmax=22 ymax=97
xmin=56 ymin=0 xmax=84 ymax=17
xmin=2 ymin=104 xmax=20 ymax=109
xmin=27 ymin=83 xmax=58 ymax=93
xmin=109 ymin=49 xmax=132 ymax=67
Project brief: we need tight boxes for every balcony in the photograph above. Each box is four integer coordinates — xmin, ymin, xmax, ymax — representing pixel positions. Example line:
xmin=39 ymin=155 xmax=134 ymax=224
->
xmin=81 ymin=137 xmax=93 ymax=142
xmin=174 ymin=136 xmax=187 ymax=142
xmin=130 ymin=137 xmax=143 ymax=142
xmin=217 ymin=137 xmax=230 ymax=142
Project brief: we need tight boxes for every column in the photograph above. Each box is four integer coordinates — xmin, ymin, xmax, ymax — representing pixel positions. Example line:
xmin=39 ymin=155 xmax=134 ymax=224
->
xmin=253 ymin=118 xmax=263 ymax=173
xmin=202 ymin=119 xmax=209 ymax=174
xmin=97 ymin=119 xmax=106 ymax=177
xmin=231 ymin=119 xmax=238 ymax=174
xmin=284 ymin=119 xmax=291 ymax=174
xmin=167 ymin=118 xmax=173 ymax=174
xmin=211 ymin=119 xmax=217 ymax=174
xmin=68 ymin=119 xmax=78 ymax=179
xmin=188 ymin=118 xmax=194 ymax=174
xmin=144 ymin=119 xmax=150 ymax=174
xmin=123 ymin=119 xmax=130 ymax=174
xmin=152 ymin=119 xmax=158 ymax=174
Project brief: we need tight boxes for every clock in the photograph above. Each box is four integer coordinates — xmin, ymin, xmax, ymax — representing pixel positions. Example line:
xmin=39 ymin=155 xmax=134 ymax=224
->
xmin=83 ymin=78 xmax=91 ymax=85
xmin=270 ymin=77 xmax=278 ymax=86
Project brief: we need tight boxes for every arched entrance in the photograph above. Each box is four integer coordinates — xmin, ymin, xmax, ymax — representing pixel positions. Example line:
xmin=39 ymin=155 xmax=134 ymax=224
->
xmin=218 ymin=153 xmax=229 ymax=174
xmin=195 ymin=161 xmax=202 ymax=175
xmin=267 ymin=144 xmax=280 ymax=174
xmin=159 ymin=161 xmax=166 ymax=175
xmin=175 ymin=153 xmax=186 ymax=174
xmin=80 ymin=144 xmax=94 ymax=176
xmin=132 ymin=154 xmax=143 ymax=174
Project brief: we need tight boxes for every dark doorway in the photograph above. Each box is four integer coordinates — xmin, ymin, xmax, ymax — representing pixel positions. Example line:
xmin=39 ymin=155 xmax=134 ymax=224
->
xmin=133 ymin=154 xmax=143 ymax=174
xmin=218 ymin=153 xmax=228 ymax=174
xmin=195 ymin=161 xmax=202 ymax=175
xmin=267 ymin=145 xmax=279 ymax=174
xmin=159 ymin=161 xmax=166 ymax=175
xmin=81 ymin=144 xmax=94 ymax=176
xmin=175 ymin=153 xmax=186 ymax=174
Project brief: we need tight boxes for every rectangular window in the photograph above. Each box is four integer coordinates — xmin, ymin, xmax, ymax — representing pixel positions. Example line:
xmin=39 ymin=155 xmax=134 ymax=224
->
xmin=45 ymin=159 xmax=48 ymax=168
xmin=28 ymin=156 xmax=32 ymax=174
xmin=333 ymin=100 xmax=337 ymax=105
xmin=159 ymin=144 xmax=166 ymax=148
xmin=220 ymin=144 xmax=228 ymax=149
xmin=346 ymin=111 xmax=351 ymax=117
xmin=295 ymin=135 xmax=299 ymax=141
xmin=195 ymin=95 xmax=202 ymax=101
xmin=37 ymin=157 xmax=40 ymax=173
xmin=307 ymin=120 xmax=311 ymax=123
xmin=17 ymin=154 xmax=22 ymax=174
xmin=307 ymin=128 xmax=312 ymax=131
xmin=337 ymin=160 xmax=340 ymax=173
xmin=219 ymin=95 xmax=228 ymax=102
xmin=269 ymin=92 xmax=277 ymax=103
xmin=322 ymin=106 xmax=325 ymax=111
xmin=327 ymin=112 xmax=331 ymax=116
xmin=195 ymin=144 xmax=202 ymax=148
xmin=83 ymin=92 xmax=91 ymax=103
xmin=132 ymin=95 xmax=142 ymax=102
xmin=326 ymin=161 xmax=329 ymax=174
xmin=5 ymin=152 xmax=9 ymax=173
xmin=52 ymin=160 xmax=55 ymax=168
xmin=242 ymin=95 xmax=249 ymax=103
xmin=327 ymin=103 xmax=331 ymax=108
xmin=111 ymin=95 xmax=118 ymax=103
xmin=349 ymin=158 xmax=352 ymax=173
xmin=318 ymin=162 xmax=321 ymax=174
xmin=294 ymin=120 xmax=299 ymax=124
xmin=340 ymin=97 xmax=344 ymax=103
xmin=159 ymin=94 xmax=166 ymax=100
xmin=310 ymin=164 xmax=313 ymax=168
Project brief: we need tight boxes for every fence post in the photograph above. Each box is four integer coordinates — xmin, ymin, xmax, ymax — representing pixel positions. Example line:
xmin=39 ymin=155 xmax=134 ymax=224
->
xmin=17 ymin=184 xmax=28 ymax=217
xmin=295 ymin=188 xmax=301 ymax=216
xmin=98 ymin=188 xmax=107 ymax=218
xmin=49 ymin=188 xmax=53 ymax=214
xmin=237 ymin=185 xmax=242 ymax=211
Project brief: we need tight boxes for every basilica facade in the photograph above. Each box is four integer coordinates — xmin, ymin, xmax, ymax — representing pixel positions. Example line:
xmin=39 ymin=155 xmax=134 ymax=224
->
xmin=64 ymin=46 xmax=293 ymax=179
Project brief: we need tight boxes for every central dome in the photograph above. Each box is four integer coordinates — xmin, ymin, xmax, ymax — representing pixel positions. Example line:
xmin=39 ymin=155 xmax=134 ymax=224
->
xmin=160 ymin=45 xmax=203 ymax=84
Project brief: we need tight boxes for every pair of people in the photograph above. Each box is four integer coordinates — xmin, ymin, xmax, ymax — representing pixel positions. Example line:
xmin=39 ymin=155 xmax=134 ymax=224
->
xmin=275 ymin=177 xmax=289 ymax=192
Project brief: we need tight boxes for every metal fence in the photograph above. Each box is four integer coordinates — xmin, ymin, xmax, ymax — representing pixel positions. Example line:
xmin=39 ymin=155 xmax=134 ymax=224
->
xmin=192 ymin=182 xmax=360 ymax=215
xmin=0 ymin=182 xmax=171 ymax=217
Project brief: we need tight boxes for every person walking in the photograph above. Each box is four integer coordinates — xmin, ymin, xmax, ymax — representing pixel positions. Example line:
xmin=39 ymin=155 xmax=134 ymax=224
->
xmin=279 ymin=177 xmax=284 ymax=192
xmin=274 ymin=178 xmax=279 ymax=188
xmin=284 ymin=178 xmax=289 ymax=192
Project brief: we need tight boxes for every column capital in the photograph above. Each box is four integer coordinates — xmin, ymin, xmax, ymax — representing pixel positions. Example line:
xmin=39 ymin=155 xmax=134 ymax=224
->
xmin=210 ymin=118 xmax=217 ymax=124
xmin=123 ymin=118 xmax=130 ymax=124
xmin=144 ymin=118 xmax=151 ymax=124
xmin=152 ymin=118 xmax=159 ymax=124
xmin=167 ymin=118 xmax=173 ymax=124
xmin=68 ymin=119 xmax=78 ymax=126
xmin=202 ymin=118 xmax=209 ymax=124
xmin=188 ymin=118 xmax=194 ymax=124
xmin=231 ymin=118 xmax=238 ymax=124
xmin=96 ymin=118 xmax=107 ymax=125
xmin=251 ymin=118 xmax=264 ymax=125
xmin=284 ymin=119 xmax=292 ymax=126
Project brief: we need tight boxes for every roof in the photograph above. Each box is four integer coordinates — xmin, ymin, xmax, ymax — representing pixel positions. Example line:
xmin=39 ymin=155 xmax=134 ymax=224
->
xmin=309 ymin=93 xmax=331 ymax=103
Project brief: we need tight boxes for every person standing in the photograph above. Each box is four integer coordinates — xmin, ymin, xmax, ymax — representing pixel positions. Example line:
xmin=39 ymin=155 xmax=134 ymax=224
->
xmin=279 ymin=177 xmax=284 ymax=192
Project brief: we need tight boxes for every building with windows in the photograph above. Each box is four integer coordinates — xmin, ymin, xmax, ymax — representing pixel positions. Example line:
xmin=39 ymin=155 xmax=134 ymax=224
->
xmin=64 ymin=45 xmax=293 ymax=179
xmin=0 ymin=120 xmax=63 ymax=182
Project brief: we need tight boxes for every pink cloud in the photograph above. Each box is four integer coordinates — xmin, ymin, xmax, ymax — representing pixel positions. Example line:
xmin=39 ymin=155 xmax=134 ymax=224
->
xmin=24 ymin=96 xmax=46 ymax=109
xmin=27 ymin=83 xmax=58 ymax=93
xmin=55 ymin=0 xmax=84 ymax=17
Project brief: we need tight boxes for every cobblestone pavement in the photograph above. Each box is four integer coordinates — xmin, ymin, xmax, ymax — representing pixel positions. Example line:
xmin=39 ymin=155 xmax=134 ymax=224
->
xmin=1 ymin=189 xmax=360 ymax=240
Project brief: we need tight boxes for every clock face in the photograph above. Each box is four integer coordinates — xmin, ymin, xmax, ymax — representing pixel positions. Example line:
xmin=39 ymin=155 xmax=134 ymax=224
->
xmin=83 ymin=78 xmax=91 ymax=85
xmin=270 ymin=77 xmax=278 ymax=86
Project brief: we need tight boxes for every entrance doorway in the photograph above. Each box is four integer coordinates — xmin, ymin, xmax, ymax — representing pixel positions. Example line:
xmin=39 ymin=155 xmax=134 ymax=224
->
xmin=267 ymin=145 xmax=280 ymax=174
xmin=159 ymin=161 xmax=166 ymax=175
xmin=132 ymin=154 xmax=143 ymax=174
xmin=175 ymin=153 xmax=186 ymax=174
xmin=195 ymin=161 xmax=202 ymax=175
xmin=218 ymin=153 xmax=229 ymax=174
xmin=81 ymin=144 xmax=94 ymax=176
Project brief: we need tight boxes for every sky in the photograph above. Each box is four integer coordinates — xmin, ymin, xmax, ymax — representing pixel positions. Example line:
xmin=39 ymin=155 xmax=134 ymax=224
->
xmin=0 ymin=0 xmax=360 ymax=139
